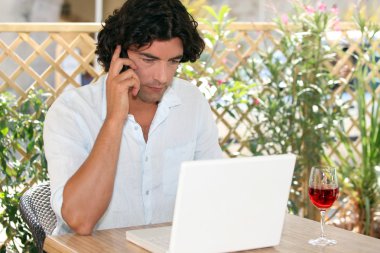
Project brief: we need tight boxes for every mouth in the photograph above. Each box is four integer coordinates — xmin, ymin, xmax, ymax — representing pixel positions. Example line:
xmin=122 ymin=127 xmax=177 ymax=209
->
xmin=146 ymin=86 xmax=165 ymax=93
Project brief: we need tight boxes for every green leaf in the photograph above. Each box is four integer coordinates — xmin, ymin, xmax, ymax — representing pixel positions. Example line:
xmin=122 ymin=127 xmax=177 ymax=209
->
xmin=5 ymin=167 xmax=17 ymax=177
xmin=26 ymin=140 xmax=35 ymax=154
xmin=0 ymin=126 xmax=8 ymax=136
xmin=202 ymin=6 xmax=218 ymax=20
xmin=217 ymin=5 xmax=231 ymax=22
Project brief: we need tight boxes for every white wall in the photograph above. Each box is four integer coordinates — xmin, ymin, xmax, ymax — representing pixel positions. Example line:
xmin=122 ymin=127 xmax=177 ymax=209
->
xmin=0 ymin=0 xmax=63 ymax=22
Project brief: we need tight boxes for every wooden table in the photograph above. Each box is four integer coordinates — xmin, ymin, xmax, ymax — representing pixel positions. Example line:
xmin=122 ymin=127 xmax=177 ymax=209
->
xmin=44 ymin=214 xmax=380 ymax=253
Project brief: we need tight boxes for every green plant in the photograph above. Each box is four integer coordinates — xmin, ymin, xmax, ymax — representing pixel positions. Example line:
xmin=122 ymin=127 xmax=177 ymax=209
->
xmin=333 ymin=15 xmax=380 ymax=236
xmin=178 ymin=4 xmax=235 ymax=91
xmin=0 ymin=89 xmax=49 ymax=252
xmin=178 ymin=6 xmax=254 ymax=106
xmin=177 ymin=5 xmax=257 ymax=155
xmin=234 ymin=1 xmax=346 ymax=218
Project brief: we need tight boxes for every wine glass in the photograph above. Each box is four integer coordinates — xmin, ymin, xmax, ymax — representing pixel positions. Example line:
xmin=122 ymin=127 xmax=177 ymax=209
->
xmin=308 ymin=166 xmax=339 ymax=246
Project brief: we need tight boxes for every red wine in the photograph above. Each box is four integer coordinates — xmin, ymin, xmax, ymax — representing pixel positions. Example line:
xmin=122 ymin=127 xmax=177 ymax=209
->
xmin=308 ymin=187 xmax=339 ymax=209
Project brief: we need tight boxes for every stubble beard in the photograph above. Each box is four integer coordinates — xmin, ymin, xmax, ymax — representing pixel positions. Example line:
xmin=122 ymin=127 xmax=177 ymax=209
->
xmin=137 ymin=85 xmax=168 ymax=104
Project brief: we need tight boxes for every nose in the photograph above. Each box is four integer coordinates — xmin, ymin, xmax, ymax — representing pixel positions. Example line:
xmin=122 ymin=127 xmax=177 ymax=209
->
xmin=153 ymin=62 xmax=169 ymax=84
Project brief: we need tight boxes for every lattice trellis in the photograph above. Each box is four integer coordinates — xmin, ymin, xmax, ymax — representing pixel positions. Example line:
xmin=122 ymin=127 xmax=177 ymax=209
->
xmin=0 ymin=23 xmax=104 ymax=107
xmin=0 ymin=22 xmax=379 ymax=163
xmin=196 ymin=22 xmax=380 ymax=161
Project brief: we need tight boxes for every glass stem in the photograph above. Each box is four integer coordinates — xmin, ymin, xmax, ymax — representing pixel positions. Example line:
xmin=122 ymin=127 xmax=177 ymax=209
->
xmin=320 ymin=210 xmax=326 ymax=238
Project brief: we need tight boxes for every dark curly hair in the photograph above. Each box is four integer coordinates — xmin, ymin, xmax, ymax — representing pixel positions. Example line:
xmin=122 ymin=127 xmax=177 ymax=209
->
xmin=96 ymin=0 xmax=205 ymax=72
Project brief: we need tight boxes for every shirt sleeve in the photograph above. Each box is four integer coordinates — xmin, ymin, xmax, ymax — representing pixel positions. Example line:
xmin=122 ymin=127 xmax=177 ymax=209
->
xmin=43 ymin=95 xmax=91 ymax=231
xmin=194 ymin=93 xmax=224 ymax=160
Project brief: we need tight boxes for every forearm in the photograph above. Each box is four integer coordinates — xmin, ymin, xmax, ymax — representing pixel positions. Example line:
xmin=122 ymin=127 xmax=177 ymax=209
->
xmin=61 ymin=118 xmax=124 ymax=235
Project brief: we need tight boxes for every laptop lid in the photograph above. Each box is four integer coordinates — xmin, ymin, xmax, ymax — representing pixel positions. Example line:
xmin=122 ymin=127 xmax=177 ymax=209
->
xmin=169 ymin=153 xmax=296 ymax=253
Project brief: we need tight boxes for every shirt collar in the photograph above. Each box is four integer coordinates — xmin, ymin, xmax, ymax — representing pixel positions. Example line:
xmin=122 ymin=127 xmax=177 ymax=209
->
xmin=158 ymin=78 xmax=182 ymax=109
xmin=101 ymin=76 xmax=182 ymax=121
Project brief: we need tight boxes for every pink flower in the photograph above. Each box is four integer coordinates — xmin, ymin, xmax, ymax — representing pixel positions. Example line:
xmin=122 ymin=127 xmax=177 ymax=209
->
xmin=305 ymin=5 xmax=315 ymax=14
xmin=331 ymin=4 xmax=338 ymax=15
xmin=217 ymin=79 xmax=224 ymax=86
xmin=317 ymin=2 xmax=327 ymax=12
xmin=332 ymin=18 xmax=341 ymax=31
xmin=281 ymin=14 xmax=289 ymax=25
xmin=253 ymin=98 xmax=260 ymax=106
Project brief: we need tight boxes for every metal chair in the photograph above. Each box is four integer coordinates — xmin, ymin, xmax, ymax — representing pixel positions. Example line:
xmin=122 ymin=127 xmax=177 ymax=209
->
xmin=19 ymin=182 xmax=57 ymax=253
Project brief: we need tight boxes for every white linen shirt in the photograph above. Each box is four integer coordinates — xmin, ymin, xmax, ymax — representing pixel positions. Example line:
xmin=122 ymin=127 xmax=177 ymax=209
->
xmin=43 ymin=75 xmax=223 ymax=235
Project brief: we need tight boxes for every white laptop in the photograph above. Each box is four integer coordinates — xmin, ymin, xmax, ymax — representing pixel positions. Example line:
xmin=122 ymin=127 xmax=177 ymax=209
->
xmin=126 ymin=154 xmax=296 ymax=253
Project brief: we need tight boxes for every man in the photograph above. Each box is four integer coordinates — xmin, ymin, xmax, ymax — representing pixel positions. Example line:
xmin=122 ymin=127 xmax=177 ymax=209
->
xmin=44 ymin=0 xmax=223 ymax=235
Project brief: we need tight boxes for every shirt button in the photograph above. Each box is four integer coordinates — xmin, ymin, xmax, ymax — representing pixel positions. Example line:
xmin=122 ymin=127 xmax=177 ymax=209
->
xmin=145 ymin=157 xmax=148 ymax=162
xmin=145 ymin=190 xmax=150 ymax=195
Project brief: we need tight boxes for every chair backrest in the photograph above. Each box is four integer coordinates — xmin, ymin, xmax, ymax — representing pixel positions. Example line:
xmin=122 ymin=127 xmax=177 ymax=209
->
xmin=19 ymin=182 xmax=57 ymax=253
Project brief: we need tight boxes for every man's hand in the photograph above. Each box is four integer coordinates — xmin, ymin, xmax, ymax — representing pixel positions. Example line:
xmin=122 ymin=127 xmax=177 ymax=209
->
xmin=60 ymin=46 xmax=140 ymax=234
xmin=106 ymin=45 xmax=140 ymax=122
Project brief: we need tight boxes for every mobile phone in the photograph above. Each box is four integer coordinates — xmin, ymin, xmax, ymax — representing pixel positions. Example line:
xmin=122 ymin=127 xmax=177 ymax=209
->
xmin=120 ymin=49 xmax=130 ymax=73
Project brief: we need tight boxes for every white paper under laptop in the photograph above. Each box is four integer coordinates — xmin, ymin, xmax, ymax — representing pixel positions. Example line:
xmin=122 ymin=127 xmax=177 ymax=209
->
xmin=126 ymin=154 xmax=296 ymax=253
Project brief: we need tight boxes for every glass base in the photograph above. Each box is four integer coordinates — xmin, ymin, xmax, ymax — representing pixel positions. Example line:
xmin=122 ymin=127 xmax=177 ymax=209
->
xmin=308 ymin=237 xmax=337 ymax=246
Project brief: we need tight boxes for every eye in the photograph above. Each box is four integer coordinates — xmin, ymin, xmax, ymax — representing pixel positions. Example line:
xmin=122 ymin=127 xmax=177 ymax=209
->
xmin=142 ymin=58 xmax=156 ymax=63
xmin=170 ymin=59 xmax=181 ymax=64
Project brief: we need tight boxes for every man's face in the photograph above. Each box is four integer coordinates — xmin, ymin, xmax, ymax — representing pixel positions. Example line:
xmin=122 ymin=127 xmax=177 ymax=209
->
xmin=127 ymin=38 xmax=183 ymax=104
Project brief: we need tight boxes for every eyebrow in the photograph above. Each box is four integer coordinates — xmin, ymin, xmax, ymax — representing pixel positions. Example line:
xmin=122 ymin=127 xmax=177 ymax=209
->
xmin=139 ymin=52 xmax=183 ymax=61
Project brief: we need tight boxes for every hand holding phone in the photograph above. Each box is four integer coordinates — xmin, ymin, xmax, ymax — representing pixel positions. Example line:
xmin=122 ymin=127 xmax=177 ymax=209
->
xmin=105 ymin=45 xmax=140 ymax=122
xmin=119 ymin=49 xmax=130 ymax=73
